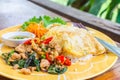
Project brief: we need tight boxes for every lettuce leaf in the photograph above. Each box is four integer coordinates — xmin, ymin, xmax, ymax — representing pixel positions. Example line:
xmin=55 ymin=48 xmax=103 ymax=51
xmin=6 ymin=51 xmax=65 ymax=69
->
xmin=20 ymin=15 xmax=66 ymax=31
xmin=21 ymin=16 xmax=42 ymax=31
xmin=42 ymin=15 xmax=66 ymax=27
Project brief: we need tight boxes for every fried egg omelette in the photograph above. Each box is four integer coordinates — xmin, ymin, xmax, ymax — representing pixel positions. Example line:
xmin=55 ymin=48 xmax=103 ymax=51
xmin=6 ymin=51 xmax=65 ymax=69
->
xmin=45 ymin=25 xmax=106 ymax=58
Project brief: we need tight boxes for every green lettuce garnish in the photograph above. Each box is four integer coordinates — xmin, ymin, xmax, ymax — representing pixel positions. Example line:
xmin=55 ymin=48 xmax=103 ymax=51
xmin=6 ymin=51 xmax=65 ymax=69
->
xmin=21 ymin=15 xmax=66 ymax=31
xmin=42 ymin=15 xmax=66 ymax=27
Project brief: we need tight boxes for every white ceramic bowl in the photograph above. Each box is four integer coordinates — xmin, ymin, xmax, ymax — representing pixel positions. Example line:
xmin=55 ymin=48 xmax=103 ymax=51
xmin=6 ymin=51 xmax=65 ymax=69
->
xmin=1 ymin=31 xmax=35 ymax=47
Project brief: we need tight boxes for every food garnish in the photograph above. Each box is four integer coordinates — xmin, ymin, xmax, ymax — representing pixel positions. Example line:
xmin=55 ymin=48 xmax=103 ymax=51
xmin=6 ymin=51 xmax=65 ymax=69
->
xmin=20 ymin=16 xmax=66 ymax=38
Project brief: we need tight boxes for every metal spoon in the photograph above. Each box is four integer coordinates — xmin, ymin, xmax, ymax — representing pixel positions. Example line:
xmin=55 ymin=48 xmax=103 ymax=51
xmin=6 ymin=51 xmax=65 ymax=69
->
xmin=95 ymin=37 xmax=120 ymax=57
xmin=73 ymin=22 xmax=120 ymax=57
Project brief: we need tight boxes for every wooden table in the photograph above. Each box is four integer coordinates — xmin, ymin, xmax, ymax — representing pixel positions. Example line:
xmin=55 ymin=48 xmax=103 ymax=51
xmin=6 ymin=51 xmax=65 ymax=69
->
xmin=0 ymin=0 xmax=120 ymax=80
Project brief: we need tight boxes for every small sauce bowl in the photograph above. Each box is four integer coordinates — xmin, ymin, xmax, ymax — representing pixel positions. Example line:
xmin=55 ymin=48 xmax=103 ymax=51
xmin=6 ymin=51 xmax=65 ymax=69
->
xmin=1 ymin=31 xmax=35 ymax=47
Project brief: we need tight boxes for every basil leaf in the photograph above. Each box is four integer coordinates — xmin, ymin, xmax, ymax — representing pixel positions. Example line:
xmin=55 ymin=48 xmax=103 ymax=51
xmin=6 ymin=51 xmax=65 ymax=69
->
xmin=48 ymin=65 xmax=67 ymax=74
xmin=48 ymin=65 xmax=58 ymax=74
xmin=55 ymin=67 xmax=67 ymax=74
xmin=2 ymin=50 xmax=15 ymax=65
xmin=18 ymin=59 xmax=26 ymax=68
xmin=34 ymin=59 xmax=40 ymax=71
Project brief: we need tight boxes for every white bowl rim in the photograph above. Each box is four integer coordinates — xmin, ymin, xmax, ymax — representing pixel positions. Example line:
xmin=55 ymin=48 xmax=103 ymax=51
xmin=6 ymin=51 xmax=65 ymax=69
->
xmin=1 ymin=31 xmax=35 ymax=41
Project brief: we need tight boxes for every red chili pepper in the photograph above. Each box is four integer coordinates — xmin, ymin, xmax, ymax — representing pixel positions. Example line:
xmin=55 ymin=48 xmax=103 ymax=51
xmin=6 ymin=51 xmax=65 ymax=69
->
xmin=41 ymin=37 xmax=53 ymax=44
xmin=24 ymin=39 xmax=38 ymax=45
xmin=64 ymin=58 xmax=71 ymax=66
xmin=56 ymin=55 xmax=65 ymax=64
xmin=34 ymin=39 xmax=37 ymax=43
xmin=46 ymin=53 xmax=52 ymax=63
xmin=56 ymin=55 xmax=71 ymax=66
xmin=24 ymin=39 xmax=31 ymax=45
